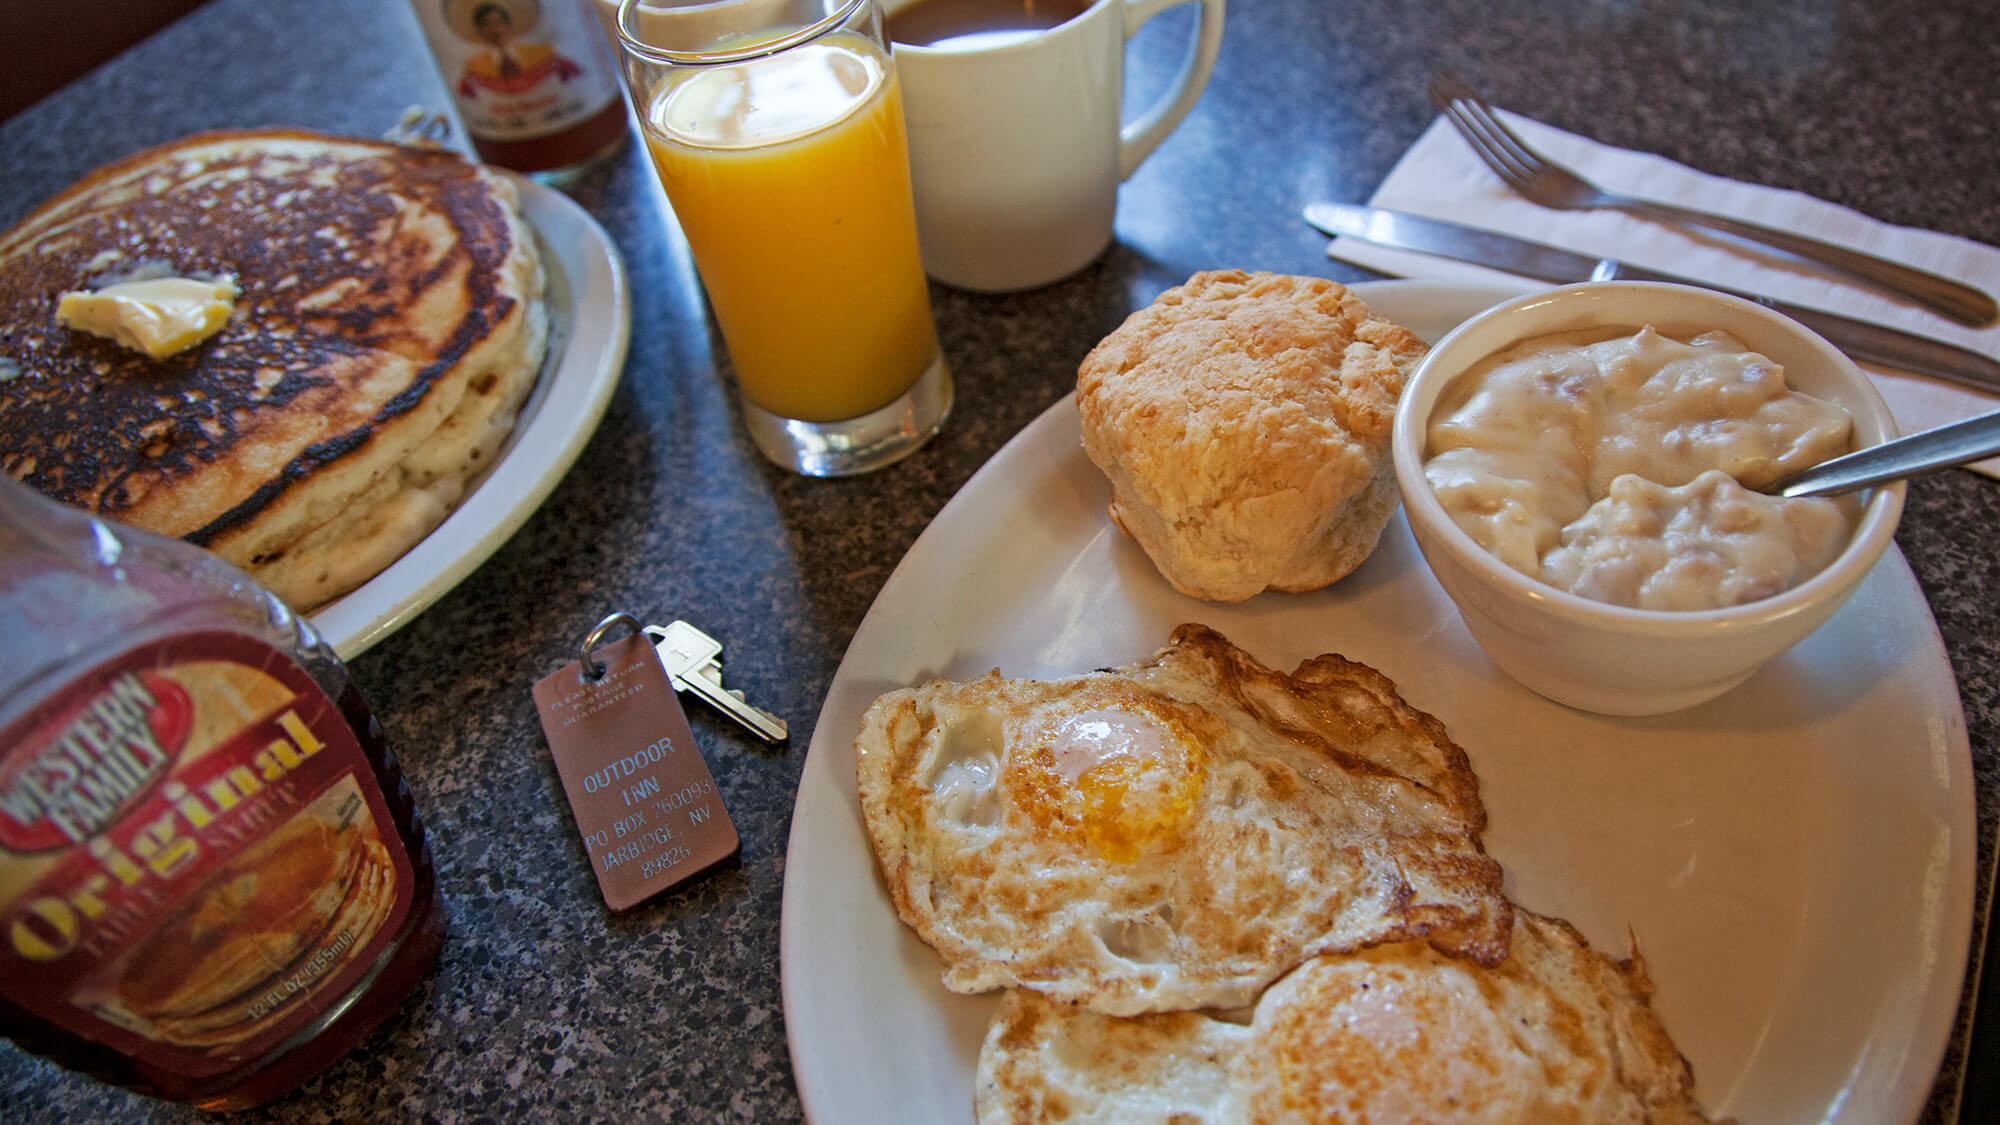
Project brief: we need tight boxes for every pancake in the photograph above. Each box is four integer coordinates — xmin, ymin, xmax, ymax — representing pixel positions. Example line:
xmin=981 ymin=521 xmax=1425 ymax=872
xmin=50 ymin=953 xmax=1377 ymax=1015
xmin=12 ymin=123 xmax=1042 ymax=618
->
xmin=140 ymin=839 xmax=399 ymax=1050
xmin=244 ymin=287 xmax=547 ymax=607
xmin=108 ymin=799 xmax=401 ymax=1052
xmin=114 ymin=812 xmax=360 ymax=1020
xmin=856 ymin=624 xmax=1510 ymax=1017
xmin=0 ymin=128 xmax=546 ymax=609
xmin=976 ymin=909 xmax=1731 ymax=1124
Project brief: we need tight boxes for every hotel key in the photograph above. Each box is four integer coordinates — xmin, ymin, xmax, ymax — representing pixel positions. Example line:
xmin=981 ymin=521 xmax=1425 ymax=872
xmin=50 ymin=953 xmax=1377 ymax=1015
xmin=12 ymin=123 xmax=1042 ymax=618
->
xmin=644 ymin=621 xmax=789 ymax=742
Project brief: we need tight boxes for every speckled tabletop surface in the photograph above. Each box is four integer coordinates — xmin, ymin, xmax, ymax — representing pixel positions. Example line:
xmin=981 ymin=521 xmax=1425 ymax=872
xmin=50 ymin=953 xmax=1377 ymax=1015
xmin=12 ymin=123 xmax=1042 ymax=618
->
xmin=2 ymin=0 xmax=1997 ymax=1120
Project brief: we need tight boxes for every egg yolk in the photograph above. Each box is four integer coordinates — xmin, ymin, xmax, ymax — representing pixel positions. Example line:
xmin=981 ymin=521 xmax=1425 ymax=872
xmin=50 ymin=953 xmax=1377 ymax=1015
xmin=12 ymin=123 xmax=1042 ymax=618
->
xmin=1006 ymin=699 xmax=1205 ymax=863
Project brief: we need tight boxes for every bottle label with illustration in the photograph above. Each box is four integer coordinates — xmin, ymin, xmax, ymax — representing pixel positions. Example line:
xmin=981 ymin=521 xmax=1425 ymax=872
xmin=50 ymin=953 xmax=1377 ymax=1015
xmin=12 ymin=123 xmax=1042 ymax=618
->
xmin=413 ymin=0 xmax=623 ymax=142
xmin=0 ymin=632 xmax=416 ymax=1075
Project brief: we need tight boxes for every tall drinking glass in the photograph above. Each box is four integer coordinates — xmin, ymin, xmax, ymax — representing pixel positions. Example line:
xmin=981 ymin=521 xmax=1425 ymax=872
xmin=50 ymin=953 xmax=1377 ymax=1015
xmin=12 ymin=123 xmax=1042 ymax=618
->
xmin=614 ymin=0 xmax=951 ymax=476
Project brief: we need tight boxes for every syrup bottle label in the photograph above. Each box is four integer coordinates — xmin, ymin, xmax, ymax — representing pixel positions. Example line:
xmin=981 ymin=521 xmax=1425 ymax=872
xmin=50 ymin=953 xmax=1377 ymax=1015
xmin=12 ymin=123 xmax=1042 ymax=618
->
xmin=412 ymin=0 xmax=623 ymax=143
xmin=0 ymin=632 xmax=416 ymax=1075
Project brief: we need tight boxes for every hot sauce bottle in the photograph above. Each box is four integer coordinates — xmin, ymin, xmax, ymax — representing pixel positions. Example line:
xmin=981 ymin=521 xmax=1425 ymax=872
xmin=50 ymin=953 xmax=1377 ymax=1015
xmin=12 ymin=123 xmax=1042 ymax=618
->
xmin=409 ymin=0 xmax=629 ymax=176
xmin=0 ymin=477 xmax=446 ymax=1110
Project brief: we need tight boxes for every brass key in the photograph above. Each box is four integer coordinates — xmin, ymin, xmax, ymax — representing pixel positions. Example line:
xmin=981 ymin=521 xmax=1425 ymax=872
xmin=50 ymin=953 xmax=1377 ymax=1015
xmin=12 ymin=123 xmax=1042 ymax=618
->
xmin=644 ymin=621 xmax=788 ymax=743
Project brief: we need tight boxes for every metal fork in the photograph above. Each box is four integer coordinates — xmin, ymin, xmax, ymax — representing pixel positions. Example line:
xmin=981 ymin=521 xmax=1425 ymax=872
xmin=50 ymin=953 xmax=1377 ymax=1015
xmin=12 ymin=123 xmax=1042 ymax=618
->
xmin=1427 ymin=72 xmax=1998 ymax=328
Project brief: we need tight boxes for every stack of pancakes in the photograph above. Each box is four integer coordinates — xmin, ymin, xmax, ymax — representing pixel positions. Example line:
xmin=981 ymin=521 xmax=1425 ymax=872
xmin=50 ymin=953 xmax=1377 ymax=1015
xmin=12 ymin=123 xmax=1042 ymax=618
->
xmin=111 ymin=801 xmax=399 ymax=1051
xmin=0 ymin=129 xmax=548 ymax=610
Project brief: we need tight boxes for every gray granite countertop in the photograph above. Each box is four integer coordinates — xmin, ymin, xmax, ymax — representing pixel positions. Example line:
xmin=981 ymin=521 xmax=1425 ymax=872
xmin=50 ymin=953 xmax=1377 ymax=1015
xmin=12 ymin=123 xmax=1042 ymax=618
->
xmin=3 ymin=0 xmax=1997 ymax=1120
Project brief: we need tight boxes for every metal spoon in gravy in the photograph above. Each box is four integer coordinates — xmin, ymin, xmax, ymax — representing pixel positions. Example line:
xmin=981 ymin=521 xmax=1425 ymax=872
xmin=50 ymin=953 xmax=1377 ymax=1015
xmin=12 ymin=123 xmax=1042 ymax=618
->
xmin=1762 ymin=409 xmax=2000 ymax=497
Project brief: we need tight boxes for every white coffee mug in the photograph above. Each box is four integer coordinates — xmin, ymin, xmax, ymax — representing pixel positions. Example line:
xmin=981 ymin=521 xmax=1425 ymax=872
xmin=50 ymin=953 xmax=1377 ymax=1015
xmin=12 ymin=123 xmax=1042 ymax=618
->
xmin=885 ymin=0 xmax=1226 ymax=292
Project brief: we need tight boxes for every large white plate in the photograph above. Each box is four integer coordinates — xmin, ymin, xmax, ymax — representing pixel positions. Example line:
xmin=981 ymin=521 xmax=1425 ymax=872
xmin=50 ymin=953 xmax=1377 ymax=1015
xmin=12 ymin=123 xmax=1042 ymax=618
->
xmin=310 ymin=177 xmax=631 ymax=659
xmin=779 ymin=280 xmax=1976 ymax=1123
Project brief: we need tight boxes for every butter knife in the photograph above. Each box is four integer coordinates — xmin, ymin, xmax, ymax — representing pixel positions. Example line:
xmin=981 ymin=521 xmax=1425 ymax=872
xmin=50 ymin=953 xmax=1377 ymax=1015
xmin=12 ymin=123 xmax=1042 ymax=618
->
xmin=1305 ymin=201 xmax=2000 ymax=395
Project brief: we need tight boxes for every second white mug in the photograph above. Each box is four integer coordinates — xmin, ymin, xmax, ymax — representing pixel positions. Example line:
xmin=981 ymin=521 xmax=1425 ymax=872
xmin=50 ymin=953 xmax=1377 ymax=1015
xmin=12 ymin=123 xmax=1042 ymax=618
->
xmin=885 ymin=0 xmax=1227 ymax=292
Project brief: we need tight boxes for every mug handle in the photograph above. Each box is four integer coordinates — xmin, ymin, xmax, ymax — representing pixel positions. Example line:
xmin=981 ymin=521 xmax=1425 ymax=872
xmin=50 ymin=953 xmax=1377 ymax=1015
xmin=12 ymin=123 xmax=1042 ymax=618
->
xmin=1117 ymin=0 xmax=1226 ymax=180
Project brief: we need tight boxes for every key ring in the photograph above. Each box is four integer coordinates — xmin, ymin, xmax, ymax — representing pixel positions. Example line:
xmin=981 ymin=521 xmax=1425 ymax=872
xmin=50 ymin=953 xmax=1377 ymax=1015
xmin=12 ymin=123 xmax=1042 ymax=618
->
xmin=579 ymin=611 xmax=643 ymax=683
xmin=384 ymin=105 xmax=453 ymax=148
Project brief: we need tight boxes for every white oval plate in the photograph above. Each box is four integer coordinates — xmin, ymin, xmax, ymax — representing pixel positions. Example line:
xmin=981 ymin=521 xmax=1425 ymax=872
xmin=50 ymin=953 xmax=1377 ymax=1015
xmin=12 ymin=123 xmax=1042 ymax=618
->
xmin=310 ymin=176 xmax=631 ymax=659
xmin=779 ymin=280 xmax=1975 ymax=1124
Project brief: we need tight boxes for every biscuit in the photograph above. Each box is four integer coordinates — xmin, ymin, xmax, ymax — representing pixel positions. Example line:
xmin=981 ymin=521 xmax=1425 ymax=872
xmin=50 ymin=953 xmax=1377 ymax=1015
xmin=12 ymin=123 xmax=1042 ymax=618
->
xmin=1077 ymin=270 xmax=1426 ymax=601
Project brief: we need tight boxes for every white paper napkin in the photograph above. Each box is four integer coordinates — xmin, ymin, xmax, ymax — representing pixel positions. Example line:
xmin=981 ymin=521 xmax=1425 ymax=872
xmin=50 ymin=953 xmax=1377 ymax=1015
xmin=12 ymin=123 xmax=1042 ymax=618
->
xmin=1329 ymin=113 xmax=2000 ymax=477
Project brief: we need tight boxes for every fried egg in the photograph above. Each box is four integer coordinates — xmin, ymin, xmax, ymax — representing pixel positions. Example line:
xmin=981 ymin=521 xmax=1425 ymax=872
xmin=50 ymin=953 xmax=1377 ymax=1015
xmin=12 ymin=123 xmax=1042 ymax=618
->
xmin=854 ymin=624 xmax=1511 ymax=1017
xmin=975 ymin=910 xmax=1730 ymax=1124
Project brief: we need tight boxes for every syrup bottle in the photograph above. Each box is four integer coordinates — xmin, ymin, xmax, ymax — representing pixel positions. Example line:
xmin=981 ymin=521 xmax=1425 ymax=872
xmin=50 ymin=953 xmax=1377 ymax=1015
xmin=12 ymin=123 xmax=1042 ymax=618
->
xmin=408 ymin=0 xmax=629 ymax=176
xmin=0 ymin=476 xmax=446 ymax=1110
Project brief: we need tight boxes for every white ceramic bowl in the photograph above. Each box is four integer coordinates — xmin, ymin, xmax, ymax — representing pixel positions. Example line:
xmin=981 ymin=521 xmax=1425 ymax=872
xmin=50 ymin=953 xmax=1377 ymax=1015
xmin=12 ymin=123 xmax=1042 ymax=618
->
xmin=1392 ymin=281 xmax=1905 ymax=716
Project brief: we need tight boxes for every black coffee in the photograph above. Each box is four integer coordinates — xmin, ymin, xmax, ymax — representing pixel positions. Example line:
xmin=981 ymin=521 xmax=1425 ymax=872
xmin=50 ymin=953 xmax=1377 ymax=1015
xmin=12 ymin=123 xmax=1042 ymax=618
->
xmin=887 ymin=0 xmax=1093 ymax=49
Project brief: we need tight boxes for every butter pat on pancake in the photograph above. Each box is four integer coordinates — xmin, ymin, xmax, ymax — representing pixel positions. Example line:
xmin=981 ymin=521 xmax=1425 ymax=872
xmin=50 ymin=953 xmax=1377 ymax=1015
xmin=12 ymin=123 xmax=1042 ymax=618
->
xmin=855 ymin=624 xmax=1510 ymax=1017
xmin=56 ymin=275 xmax=239 ymax=359
xmin=976 ymin=910 xmax=1731 ymax=1124
xmin=0 ymin=129 xmax=546 ymax=610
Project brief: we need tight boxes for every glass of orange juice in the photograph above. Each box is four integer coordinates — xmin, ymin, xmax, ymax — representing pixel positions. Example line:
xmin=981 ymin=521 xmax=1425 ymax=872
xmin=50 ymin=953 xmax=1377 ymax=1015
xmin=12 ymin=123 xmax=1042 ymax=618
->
xmin=613 ymin=0 xmax=951 ymax=476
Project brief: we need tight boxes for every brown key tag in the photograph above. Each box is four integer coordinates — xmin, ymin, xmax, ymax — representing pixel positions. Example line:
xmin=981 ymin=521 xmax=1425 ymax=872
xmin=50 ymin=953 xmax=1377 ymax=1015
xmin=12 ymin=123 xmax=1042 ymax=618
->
xmin=532 ymin=613 xmax=739 ymax=910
